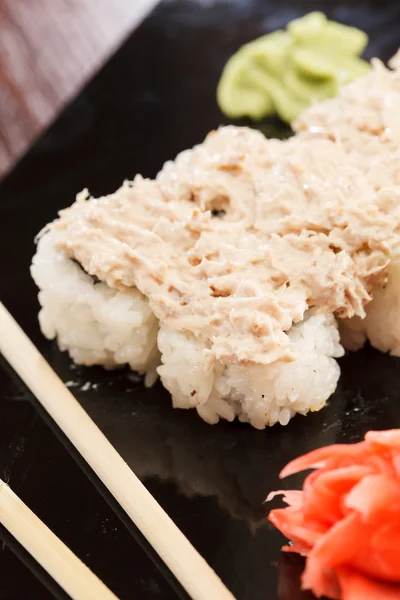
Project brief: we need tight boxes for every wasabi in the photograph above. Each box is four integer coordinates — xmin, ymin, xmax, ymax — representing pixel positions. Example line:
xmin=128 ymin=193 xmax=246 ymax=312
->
xmin=217 ymin=12 xmax=370 ymax=122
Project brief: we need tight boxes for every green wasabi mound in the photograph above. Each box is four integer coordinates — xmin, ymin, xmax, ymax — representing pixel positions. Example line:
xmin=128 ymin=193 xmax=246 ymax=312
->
xmin=217 ymin=12 xmax=370 ymax=123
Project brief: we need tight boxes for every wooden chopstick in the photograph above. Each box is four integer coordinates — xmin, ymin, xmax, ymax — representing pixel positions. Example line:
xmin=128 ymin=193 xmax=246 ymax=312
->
xmin=0 ymin=303 xmax=236 ymax=600
xmin=0 ymin=479 xmax=118 ymax=600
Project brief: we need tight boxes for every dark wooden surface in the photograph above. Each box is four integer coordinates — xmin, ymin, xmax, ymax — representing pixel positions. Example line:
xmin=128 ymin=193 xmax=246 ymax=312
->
xmin=0 ymin=0 xmax=157 ymax=179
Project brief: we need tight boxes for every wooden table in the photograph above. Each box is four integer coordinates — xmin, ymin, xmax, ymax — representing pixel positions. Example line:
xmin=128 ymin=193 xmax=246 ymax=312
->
xmin=0 ymin=0 xmax=158 ymax=179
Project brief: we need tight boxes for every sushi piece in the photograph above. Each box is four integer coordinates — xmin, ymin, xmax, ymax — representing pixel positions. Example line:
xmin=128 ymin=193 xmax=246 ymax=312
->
xmin=31 ymin=126 xmax=400 ymax=428
xmin=158 ymin=310 xmax=343 ymax=428
xmin=31 ymin=227 xmax=160 ymax=381
xmin=268 ymin=430 xmax=400 ymax=599
xmin=294 ymin=51 xmax=400 ymax=356
xmin=339 ymin=259 xmax=400 ymax=357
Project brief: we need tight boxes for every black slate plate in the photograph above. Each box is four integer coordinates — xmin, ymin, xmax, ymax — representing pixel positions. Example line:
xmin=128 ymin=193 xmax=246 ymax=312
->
xmin=0 ymin=1 xmax=399 ymax=599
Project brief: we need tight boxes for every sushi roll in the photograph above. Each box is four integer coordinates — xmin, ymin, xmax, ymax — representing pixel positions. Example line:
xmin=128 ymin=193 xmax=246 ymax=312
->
xmin=31 ymin=226 xmax=160 ymax=382
xmin=157 ymin=310 xmax=344 ymax=428
xmin=294 ymin=50 xmax=400 ymax=356
xmin=31 ymin=125 xmax=400 ymax=428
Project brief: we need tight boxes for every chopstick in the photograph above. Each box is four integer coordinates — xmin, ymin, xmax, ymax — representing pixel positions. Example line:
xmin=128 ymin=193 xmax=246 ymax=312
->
xmin=1 ymin=357 xmax=189 ymax=600
xmin=0 ymin=479 xmax=118 ymax=600
xmin=0 ymin=303 xmax=236 ymax=600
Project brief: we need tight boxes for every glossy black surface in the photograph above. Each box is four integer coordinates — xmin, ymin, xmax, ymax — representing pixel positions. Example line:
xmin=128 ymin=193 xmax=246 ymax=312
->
xmin=0 ymin=1 xmax=399 ymax=599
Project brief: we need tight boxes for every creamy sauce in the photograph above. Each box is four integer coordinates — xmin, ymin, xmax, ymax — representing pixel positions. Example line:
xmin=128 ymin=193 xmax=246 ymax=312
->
xmin=295 ymin=52 xmax=400 ymax=356
xmin=295 ymin=54 xmax=400 ymax=191
xmin=48 ymin=114 xmax=400 ymax=366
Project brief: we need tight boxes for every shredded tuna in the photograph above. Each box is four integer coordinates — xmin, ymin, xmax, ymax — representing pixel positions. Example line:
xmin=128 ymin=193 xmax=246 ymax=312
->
xmin=294 ymin=55 xmax=400 ymax=191
xmin=295 ymin=54 xmax=400 ymax=356
xmin=47 ymin=124 xmax=399 ymax=367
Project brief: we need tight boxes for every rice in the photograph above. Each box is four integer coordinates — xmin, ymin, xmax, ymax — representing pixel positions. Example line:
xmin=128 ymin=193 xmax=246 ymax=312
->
xmin=157 ymin=309 xmax=344 ymax=429
xmin=31 ymin=56 xmax=400 ymax=428
xmin=339 ymin=259 xmax=400 ymax=357
xmin=31 ymin=229 xmax=345 ymax=427
xmin=31 ymin=231 xmax=160 ymax=379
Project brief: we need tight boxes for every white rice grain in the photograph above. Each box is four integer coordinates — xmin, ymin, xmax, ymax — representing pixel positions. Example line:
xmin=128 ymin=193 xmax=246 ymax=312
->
xmin=157 ymin=309 xmax=344 ymax=429
xmin=31 ymin=231 xmax=159 ymax=376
